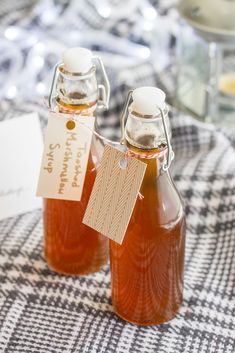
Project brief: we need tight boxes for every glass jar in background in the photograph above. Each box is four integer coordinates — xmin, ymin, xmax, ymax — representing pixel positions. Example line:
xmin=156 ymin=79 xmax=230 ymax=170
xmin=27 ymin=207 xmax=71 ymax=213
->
xmin=176 ymin=0 xmax=235 ymax=129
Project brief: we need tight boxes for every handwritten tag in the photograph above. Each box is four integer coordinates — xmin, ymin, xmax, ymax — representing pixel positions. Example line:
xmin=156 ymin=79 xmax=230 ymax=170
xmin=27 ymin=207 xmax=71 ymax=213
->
xmin=37 ymin=111 xmax=94 ymax=201
xmin=0 ymin=113 xmax=43 ymax=221
xmin=83 ymin=145 xmax=146 ymax=244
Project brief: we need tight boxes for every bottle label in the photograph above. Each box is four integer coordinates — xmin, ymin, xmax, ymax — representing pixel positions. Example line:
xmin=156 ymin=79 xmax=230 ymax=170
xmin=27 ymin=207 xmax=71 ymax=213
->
xmin=83 ymin=145 xmax=146 ymax=244
xmin=37 ymin=111 xmax=95 ymax=201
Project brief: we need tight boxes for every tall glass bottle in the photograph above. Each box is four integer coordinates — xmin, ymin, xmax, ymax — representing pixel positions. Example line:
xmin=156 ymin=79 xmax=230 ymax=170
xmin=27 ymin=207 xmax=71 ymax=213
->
xmin=110 ymin=87 xmax=186 ymax=325
xmin=44 ymin=47 xmax=110 ymax=275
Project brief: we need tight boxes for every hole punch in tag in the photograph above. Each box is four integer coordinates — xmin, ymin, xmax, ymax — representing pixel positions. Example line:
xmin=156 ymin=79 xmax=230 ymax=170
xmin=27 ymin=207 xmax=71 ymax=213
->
xmin=66 ymin=120 xmax=76 ymax=130
xmin=37 ymin=111 xmax=95 ymax=201
xmin=83 ymin=145 xmax=147 ymax=244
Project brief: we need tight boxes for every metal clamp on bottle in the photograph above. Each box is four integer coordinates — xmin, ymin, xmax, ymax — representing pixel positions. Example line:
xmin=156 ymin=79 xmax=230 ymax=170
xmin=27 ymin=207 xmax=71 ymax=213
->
xmin=93 ymin=55 xmax=110 ymax=111
xmin=48 ymin=61 xmax=61 ymax=110
xmin=119 ymin=88 xmax=174 ymax=171
xmin=48 ymin=47 xmax=110 ymax=111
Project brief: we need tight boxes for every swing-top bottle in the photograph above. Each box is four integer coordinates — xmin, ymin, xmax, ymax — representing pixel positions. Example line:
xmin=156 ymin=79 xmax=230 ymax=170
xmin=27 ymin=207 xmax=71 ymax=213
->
xmin=110 ymin=87 xmax=186 ymax=325
xmin=44 ymin=47 xmax=110 ymax=275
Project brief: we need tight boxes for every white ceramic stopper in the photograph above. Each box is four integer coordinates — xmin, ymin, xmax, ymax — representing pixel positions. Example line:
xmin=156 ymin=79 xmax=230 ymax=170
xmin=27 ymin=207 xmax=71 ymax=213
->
xmin=62 ymin=47 xmax=93 ymax=73
xmin=132 ymin=87 xmax=166 ymax=115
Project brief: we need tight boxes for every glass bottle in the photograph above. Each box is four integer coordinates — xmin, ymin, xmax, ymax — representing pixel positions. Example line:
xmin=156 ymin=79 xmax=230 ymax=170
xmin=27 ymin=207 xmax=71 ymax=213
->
xmin=44 ymin=47 xmax=110 ymax=275
xmin=110 ymin=87 xmax=186 ymax=325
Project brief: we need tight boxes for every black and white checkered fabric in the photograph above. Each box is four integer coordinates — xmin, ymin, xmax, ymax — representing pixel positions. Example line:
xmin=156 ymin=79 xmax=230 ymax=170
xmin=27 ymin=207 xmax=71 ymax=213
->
xmin=0 ymin=1 xmax=235 ymax=352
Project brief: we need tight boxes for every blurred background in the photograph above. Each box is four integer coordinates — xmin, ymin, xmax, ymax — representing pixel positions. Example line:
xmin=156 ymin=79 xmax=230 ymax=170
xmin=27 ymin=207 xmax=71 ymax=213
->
xmin=0 ymin=0 xmax=235 ymax=134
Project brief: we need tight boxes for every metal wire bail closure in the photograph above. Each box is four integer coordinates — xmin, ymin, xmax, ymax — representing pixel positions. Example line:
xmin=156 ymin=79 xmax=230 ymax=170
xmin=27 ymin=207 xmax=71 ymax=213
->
xmin=49 ymin=62 xmax=61 ymax=110
xmin=92 ymin=56 xmax=110 ymax=111
xmin=120 ymin=90 xmax=134 ymax=145
xmin=48 ymin=55 xmax=110 ymax=111
xmin=120 ymin=89 xmax=174 ymax=171
xmin=159 ymin=107 xmax=174 ymax=171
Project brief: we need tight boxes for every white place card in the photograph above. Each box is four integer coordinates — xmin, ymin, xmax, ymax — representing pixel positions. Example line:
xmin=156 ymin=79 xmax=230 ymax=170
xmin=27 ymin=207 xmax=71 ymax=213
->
xmin=0 ymin=113 xmax=43 ymax=221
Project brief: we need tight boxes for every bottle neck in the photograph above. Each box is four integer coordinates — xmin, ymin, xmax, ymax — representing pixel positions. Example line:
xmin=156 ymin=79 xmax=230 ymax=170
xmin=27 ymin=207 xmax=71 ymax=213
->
xmin=55 ymin=65 xmax=98 ymax=116
xmin=124 ymin=106 xmax=171 ymax=173
xmin=125 ymin=106 xmax=170 ymax=149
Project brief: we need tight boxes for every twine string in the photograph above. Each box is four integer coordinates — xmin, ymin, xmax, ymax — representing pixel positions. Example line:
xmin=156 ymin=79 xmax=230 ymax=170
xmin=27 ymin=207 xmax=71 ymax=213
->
xmin=47 ymin=108 xmax=170 ymax=201
xmin=47 ymin=105 xmax=170 ymax=158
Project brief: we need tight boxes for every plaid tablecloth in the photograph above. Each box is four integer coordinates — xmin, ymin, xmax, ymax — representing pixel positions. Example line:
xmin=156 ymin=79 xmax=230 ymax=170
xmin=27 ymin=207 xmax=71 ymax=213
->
xmin=0 ymin=1 xmax=235 ymax=352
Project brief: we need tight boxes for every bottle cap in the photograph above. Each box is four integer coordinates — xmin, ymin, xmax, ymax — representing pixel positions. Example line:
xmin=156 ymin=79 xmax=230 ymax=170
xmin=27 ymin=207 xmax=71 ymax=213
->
xmin=62 ymin=47 xmax=93 ymax=74
xmin=132 ymin=87 xmax=166 ymax=115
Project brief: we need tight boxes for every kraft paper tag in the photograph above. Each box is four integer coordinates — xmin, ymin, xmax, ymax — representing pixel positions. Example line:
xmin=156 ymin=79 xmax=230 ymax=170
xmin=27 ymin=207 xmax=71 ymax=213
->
xmin=83 ymin=145 xmax=147 ymax=244
xmin=37 ymin=111 xmax=94 ymax=201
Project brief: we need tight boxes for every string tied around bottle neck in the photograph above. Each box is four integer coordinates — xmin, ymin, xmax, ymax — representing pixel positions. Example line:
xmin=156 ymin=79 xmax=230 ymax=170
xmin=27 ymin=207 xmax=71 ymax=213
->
xmin=44 ymin=92 xmax=174 ymax=167
xmin=125 ymin=148 xmax=169 ymax=160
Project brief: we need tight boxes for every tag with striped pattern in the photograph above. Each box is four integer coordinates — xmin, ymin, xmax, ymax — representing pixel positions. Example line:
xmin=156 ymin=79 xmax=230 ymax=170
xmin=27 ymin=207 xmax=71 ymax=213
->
xmin=83 ymin=145 xmax=146 ymax=244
